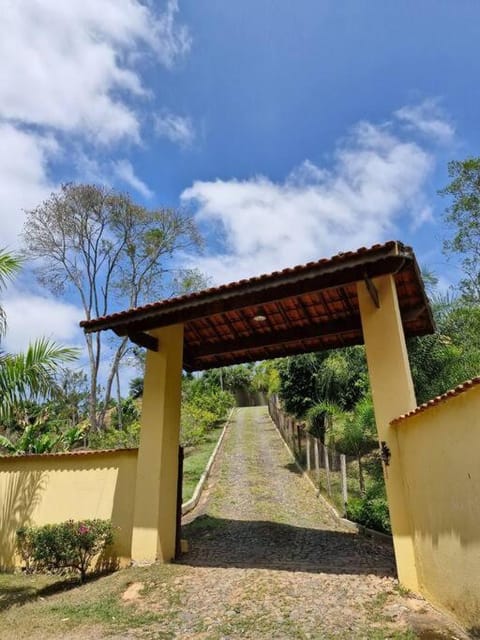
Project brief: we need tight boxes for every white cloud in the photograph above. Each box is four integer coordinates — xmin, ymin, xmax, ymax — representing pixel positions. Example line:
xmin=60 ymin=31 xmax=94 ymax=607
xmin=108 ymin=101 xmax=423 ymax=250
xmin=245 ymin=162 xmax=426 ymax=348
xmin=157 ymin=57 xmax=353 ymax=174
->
xmin=0 ymin=0 xmax=190 ymax=248
xmin=395 ymin=99 xmax=455 ymax=144
xmin=182 ymin=116 xmax=434 ymax=284
xmin=113 ymin=159 xmax=153 ymax=199
xmin=0 ymin=0 xmax=191 ymax=144
xmin=151 ymin=0 xmax=192 ymax=69
xmin=2 ymin=293 xmax=82 ymax=354
xmin=0 ymin=123 xmax=56 ymax=249
xmin=154 ymin=112 xmax=195 ymax=146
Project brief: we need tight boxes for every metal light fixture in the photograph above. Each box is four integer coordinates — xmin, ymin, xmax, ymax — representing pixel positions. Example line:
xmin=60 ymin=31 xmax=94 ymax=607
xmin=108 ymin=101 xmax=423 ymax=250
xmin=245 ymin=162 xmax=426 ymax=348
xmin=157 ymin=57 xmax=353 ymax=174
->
xmin=380 ymin=441 xmax=391 ymax=466
xmin=253 ymin=307 xmax=267 ymax=323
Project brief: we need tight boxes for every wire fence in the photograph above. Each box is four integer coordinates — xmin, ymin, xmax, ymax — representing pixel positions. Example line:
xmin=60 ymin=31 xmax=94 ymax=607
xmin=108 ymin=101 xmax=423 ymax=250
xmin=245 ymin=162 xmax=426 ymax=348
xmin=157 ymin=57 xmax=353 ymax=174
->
xmin=268 ymin=396 xmax=368 ymax=516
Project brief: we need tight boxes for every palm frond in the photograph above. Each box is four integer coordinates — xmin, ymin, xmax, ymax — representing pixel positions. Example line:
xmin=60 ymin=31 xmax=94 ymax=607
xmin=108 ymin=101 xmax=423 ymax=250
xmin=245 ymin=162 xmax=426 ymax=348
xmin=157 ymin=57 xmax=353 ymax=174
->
xmin=0 ymin=250 xmax=22 ymax=290
xmin=0 ymin=339 xmax=79 ymax=423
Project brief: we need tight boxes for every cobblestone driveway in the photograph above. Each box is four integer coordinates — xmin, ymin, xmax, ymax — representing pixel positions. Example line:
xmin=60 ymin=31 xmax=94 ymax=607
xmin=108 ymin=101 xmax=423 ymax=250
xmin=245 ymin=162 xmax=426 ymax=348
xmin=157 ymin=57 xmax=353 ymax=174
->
xmin=177 ymin=407 xmax=465 ymax=639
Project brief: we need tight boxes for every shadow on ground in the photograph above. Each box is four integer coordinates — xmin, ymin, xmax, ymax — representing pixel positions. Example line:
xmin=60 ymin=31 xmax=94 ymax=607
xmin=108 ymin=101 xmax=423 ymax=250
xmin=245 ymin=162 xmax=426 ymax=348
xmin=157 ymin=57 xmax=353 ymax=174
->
xmin=180 ymin=514 xmax=396 ymax=576
xmin=282 ymin=461 xmax=303 ymax=476
xmin=0 ymin=571 xmax=114 ymax=613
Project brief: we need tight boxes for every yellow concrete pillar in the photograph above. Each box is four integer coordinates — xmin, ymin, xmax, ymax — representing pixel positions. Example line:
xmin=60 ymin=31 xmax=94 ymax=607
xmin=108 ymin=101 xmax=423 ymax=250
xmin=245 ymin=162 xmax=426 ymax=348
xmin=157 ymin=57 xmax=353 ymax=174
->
xmin=357 ymin=275 xmax=419 ymax=591
xmin=131 ymin=324 xmax=184 ymax=564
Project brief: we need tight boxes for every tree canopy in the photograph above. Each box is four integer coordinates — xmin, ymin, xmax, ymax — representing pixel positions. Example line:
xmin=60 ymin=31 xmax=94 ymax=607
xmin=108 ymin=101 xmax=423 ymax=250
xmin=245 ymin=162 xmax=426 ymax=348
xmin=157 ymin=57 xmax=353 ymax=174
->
xmin=23 ymin=183 xmax=204 ymax=430
xmin=440 ymin=157 xmax=480 ymax=302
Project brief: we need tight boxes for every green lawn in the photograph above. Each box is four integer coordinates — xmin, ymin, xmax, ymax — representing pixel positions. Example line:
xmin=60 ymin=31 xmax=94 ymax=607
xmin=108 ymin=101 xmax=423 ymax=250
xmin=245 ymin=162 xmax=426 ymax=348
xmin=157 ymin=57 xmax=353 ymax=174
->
xmin=182 ymin=422 xmax=225 ymax=502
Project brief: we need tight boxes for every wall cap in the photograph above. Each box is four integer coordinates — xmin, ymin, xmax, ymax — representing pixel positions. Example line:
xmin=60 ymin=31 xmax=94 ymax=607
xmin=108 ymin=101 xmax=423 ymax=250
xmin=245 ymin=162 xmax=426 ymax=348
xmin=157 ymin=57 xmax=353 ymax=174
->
xmin=391 ymin=376 xmax=480 ymax=425
xmin=0 ymin=447 xmax=138 ymax=461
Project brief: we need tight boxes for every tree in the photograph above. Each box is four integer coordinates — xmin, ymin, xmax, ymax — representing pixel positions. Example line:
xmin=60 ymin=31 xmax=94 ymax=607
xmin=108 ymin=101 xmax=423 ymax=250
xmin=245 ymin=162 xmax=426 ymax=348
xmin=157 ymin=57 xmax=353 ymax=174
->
xmin=23 ymin=184 xmax=203 ymax=430
xmin=335 ymin=395 xmax=378 ymax=493
xmin=439 ymin=157 xmax=480 ymax=302
xmin=407 ymin=293 xmax=480 ymax=403
xmin=278 ymin=347 xmax=368 ymax=418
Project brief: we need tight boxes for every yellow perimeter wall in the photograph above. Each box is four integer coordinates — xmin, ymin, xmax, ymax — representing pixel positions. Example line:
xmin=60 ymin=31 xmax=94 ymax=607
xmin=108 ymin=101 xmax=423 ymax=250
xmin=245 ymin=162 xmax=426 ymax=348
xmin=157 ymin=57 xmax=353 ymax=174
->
xmin=0 ymin=449 xmax=138 ymax=570
xmin=395 ymin=384 xmax=480 ymax=628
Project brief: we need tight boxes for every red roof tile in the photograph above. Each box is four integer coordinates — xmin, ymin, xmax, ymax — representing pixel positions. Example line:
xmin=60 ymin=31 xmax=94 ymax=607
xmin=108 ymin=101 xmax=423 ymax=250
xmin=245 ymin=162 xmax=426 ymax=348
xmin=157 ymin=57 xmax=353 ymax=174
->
xmin=79 ymin=240 xmax=434 ymax=371
xmin=0 ymin=447 xmax=138 ymax=461
xmin=391 ymin=377 xmax=480 ymax=425
xmin=80 ymin=241 xmax=403 ymax=332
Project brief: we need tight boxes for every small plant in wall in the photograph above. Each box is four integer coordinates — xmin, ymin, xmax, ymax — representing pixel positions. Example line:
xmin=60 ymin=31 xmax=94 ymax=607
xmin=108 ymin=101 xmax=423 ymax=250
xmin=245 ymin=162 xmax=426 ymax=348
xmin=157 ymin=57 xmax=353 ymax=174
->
xmin=16 ymin=519 xmax=115 ymax=582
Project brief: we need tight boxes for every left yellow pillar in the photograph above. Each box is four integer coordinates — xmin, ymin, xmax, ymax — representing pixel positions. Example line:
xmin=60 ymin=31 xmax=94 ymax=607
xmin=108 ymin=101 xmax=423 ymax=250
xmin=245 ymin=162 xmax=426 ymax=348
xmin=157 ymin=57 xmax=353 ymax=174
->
xmin=131 ymin=324 xmax=184 ymax=564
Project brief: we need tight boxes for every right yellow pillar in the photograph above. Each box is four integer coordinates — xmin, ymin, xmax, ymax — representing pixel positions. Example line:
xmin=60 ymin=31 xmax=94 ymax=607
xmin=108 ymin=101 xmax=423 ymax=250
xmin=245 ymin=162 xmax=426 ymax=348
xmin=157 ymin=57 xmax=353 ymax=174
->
xmin=357 ymin=275 xmax=419 ymax=591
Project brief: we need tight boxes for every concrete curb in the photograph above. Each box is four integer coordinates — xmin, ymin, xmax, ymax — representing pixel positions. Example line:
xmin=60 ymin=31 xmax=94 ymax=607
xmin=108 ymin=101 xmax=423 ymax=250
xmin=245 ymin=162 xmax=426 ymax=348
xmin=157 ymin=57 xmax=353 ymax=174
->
xmin=181 ymin=407 xmax=235 ymax=516
xmin=269 ymin=408 xmax=393 ymax=546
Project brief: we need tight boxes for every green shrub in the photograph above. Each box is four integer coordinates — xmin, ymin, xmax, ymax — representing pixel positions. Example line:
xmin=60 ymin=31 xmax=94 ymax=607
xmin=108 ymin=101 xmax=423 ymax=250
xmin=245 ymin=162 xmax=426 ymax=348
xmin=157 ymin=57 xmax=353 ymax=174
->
xmin=346 ymin=486 xmax=391 ymax=534
xmin=17 ymin=519 xmax=114 ymax=581
xmin=88 ymin=422 xmax=140 ymax=449
xmin=180 ymin=381 xmax=234 ymax=447
xmin=180 ymin=403 xmax=213 ymax=446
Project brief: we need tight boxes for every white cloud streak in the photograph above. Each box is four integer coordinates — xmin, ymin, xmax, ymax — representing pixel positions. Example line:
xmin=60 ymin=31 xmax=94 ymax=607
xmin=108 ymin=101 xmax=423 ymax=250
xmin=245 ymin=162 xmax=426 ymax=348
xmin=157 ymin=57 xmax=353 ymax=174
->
xmin=154 ymin=112 xmax=196 ymax=146
xmin=182 ymin=116 xmax=437 ymax=284
xmin=113 ymin=159 xmax=153 ymax=199
xmin=395 ymin=99 xmax=455 ymax=144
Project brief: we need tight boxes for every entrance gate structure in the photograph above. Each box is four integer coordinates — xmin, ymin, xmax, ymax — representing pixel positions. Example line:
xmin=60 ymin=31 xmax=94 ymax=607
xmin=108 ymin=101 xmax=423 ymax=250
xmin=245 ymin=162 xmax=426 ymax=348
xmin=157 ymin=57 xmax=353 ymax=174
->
xmin=81 ymin=240 xmax=434 ymax=592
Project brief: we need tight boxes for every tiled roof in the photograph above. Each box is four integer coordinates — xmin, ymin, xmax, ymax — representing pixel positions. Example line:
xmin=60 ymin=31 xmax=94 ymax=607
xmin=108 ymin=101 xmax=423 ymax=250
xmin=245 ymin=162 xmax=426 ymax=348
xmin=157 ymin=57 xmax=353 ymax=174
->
xmin=391 ymin=377 xmax=480 ymax=425
xmin=81 ymin=241 xmax=403 ymax=332
xmin=80 ymin=240 xmax=435 ymax=371
xmin=0 ymin=447 xmax=138 ymax=461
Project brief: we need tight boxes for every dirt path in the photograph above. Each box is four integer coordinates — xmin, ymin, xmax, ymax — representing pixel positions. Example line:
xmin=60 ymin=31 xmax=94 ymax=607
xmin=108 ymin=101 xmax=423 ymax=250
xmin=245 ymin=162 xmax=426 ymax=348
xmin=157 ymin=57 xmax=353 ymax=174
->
xmin=183 ymin=406 xmax=395 ymax=575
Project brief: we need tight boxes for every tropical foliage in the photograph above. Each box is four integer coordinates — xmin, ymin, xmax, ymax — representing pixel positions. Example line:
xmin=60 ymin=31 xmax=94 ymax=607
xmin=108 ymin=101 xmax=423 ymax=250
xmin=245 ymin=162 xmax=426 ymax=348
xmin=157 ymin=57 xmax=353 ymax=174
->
xmin=0 ymin=250 xmax=78 ymax=451
xmin=180 ymin=375 xmax=234 ymax=447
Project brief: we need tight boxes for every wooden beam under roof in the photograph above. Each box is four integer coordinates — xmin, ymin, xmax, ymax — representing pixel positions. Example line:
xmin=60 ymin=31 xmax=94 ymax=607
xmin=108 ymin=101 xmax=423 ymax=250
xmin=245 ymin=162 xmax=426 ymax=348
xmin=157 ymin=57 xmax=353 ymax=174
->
xmin=186 ymin=316 xmax=363 ymax=360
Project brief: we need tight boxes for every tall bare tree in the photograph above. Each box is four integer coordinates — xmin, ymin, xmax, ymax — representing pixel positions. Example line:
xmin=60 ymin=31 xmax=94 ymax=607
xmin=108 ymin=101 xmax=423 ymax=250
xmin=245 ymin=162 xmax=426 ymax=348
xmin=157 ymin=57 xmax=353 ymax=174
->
xmin=23 ymin=184 xmax=202 ymax=430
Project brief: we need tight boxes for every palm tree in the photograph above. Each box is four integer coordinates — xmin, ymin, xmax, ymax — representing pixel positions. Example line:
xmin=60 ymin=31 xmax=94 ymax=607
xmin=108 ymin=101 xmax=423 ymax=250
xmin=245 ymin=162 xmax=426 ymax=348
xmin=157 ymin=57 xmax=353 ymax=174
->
xmin=0 ymin=249 xmax=22 ymax=338
xmin=0 ymin=338 xmax=78 ymax=424
xmin=0 ymin=249 xmax=78 ymax=429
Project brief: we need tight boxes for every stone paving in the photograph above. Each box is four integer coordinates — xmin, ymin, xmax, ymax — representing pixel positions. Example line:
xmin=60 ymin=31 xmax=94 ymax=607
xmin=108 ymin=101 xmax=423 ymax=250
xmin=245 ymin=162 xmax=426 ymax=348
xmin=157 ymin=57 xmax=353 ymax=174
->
xmin=175 ymin=406 xmax=467 ymax=639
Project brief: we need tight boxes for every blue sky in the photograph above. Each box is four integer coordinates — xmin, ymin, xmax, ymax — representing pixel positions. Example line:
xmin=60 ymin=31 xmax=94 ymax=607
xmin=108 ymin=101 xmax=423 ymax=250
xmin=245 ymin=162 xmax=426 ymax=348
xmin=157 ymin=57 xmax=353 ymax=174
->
xmin=1 ymin=0 xmax=479 ymax=362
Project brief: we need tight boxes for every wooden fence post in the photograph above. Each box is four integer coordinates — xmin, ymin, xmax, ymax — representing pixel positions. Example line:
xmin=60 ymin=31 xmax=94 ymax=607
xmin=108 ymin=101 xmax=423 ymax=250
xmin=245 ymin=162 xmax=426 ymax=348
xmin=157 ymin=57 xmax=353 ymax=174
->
xmin=324 ymin=444 xmax=332 ymax=497
xmin=306 ymin=434 xmax=311 ymax=471
xmin=340 ymin=454 xmax=348 ymax=514
xmin=314 ymin=438 xmax=320 ymax=474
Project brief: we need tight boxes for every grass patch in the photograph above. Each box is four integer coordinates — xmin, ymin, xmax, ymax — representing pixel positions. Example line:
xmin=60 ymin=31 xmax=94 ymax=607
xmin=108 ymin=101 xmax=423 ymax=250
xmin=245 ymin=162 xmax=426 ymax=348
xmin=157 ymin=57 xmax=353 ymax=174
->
xmin=0 ymin=563 xmax=184 ymax=639
xmin=182 ymin=423 xmax=224 ymax=502
xmin=48 ymin=592 xmax=163 ymax=629
xmin=0 ymin=573 xmax=79 ymax=612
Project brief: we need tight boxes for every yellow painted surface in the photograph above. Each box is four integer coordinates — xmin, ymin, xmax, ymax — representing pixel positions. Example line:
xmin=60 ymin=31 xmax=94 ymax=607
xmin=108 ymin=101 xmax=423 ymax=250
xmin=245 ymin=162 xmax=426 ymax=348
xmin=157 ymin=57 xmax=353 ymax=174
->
xmin=131 ymin=324 xmax=184 ymax=564
xmin=395 ymin=387 xmax=480 ymax=627
xmin=0 ymin=449 xmax=137 ymax=570
xmin=357 ymin=276 xmax=419 ymax=590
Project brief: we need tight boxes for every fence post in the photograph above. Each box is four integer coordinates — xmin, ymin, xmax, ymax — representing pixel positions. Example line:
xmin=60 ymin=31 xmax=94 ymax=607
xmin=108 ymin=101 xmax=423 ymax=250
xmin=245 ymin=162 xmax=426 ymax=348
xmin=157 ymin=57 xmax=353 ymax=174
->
xmin=306 ymin=434 xmax=311 ymax=471
xmin=314 ymin=438 xmax=320 ymax=474
xmin=340 ymin=454 xmax=348 ymax=514
xmin=324 ymin=444 xmax=332 ymax=496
